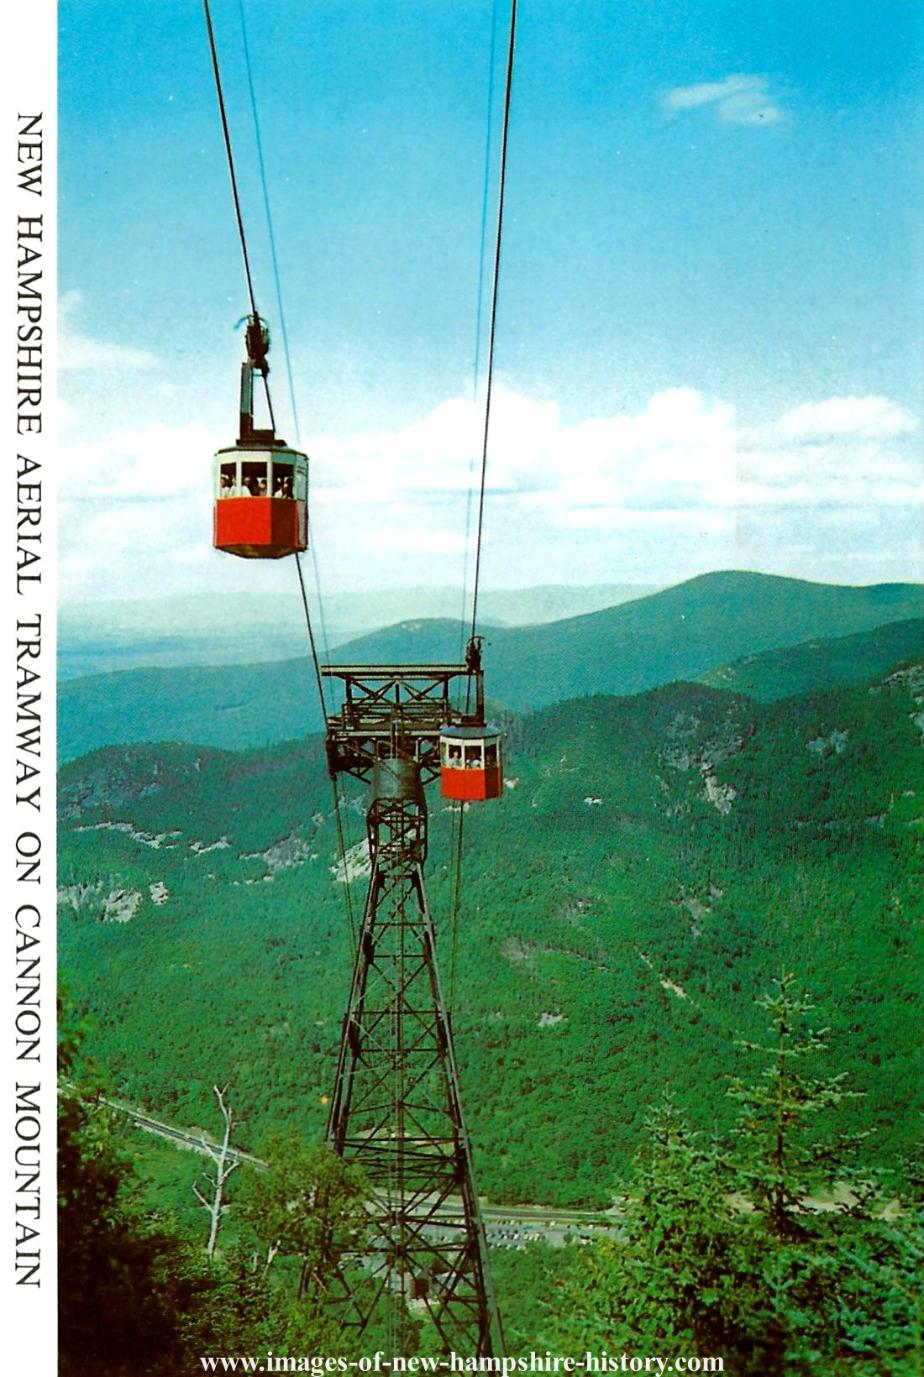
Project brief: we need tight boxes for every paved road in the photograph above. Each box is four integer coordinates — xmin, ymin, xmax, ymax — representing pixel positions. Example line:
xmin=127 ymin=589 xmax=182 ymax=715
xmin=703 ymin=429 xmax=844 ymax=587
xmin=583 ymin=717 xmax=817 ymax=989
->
xmin=100 ymin=1093 xmax=622 ymax=1245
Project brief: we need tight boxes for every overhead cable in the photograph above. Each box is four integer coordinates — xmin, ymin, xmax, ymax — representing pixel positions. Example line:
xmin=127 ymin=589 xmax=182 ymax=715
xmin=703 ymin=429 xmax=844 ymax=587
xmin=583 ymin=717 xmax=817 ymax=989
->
xmin=469 ymin=0 xmax=518 ymax=644
xmin=202 ymin=0 xmax=276 ymax=431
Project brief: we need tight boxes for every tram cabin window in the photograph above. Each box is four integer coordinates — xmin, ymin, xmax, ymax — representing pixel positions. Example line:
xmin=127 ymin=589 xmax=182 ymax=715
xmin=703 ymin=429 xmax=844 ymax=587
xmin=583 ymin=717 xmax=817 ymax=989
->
xmin=241 ymin=459 xmax=269 ymax=496
xmin=484 ymin=741 xmax=498 ymax=768
xmin=271 ymin=458 xmax=306 ymax=499
xmin=465 ymin=744 xmax=483 ymax=769
xmin=291 ymin=461 xmax=307 ymax=501
xmin=218 ymin=465 xmax=235 ymax=497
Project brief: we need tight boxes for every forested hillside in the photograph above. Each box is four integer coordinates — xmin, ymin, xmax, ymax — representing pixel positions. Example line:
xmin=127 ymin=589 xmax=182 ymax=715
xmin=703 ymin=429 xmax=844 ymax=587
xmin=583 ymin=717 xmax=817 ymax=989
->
xmin=700 ymin=616 xmax=924 ymax=700
xmin=58 ymin=571 xmax=924 ymax=759
xmin=58 ymin=659 xmax=924 ymax=1207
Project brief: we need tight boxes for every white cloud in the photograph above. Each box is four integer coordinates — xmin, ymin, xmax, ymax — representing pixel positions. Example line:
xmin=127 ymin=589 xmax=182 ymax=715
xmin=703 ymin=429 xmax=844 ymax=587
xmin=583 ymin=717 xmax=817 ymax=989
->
xmin=56 ymin=386 xmax=923 ymax=601
xmin=311 ymin=390 xmax=563 ymax=502
xmin=66 ymin=377 xmax=916 ymax=544
xmin=664 ymin=74 xmax=785 ymax=126
xmin=312 ymin=386 xmax=740 ymax=515
xmin=361 ymin=522 xmax=471 ymax=555
xmin=61 ymin=389 xmax=919 ymax=528
xmin=735 ymin=397 xmax=921 ymax=510
xmin=59 ymin=289 xmax=159 ymax=372
xmin=765 ymin=395 xmax=917 ymax=442
xmin=60 ymin=421 xmax=217 ymax=502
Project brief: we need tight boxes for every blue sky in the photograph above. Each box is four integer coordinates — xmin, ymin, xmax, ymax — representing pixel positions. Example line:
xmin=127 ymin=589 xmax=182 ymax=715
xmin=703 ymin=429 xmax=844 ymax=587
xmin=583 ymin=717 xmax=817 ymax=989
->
xmin=58 ymin=0 xmax=924 ymax=602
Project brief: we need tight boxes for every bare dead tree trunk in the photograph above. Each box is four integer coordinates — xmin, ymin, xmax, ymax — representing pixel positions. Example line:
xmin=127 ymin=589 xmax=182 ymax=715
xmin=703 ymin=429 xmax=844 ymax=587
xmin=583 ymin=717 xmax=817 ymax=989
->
xmin=263 ymin=1240 xmax=280 ymax=1277
xmin=192 ymin=1084 xmax=239 ymax=1259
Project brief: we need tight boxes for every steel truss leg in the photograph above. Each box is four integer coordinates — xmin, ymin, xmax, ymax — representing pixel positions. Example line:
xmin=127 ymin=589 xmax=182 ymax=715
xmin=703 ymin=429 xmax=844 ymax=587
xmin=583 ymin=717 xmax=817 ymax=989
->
xmin=324 ymin=771 xmax=501 ymax=1357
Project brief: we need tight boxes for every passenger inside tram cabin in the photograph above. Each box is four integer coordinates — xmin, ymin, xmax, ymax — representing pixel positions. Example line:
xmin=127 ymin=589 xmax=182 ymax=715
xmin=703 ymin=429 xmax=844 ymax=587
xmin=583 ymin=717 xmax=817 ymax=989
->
xmin=220 ymin=459 xmax=299 ymax=500
xmin=241 ymin=462 xmax=266 ymax=496
xmin=465 ymin=745 xmax=482 ymax=769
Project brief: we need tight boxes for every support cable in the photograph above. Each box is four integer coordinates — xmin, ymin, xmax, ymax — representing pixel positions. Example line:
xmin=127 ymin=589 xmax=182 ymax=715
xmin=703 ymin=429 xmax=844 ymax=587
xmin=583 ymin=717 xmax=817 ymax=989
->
xmin=237 ymin=0 xmax=336 ymax=682
xmin=294 ymin=550 xmax=329 ymax=725
xmin=448 ymin=805 xmax=466 ymax=1012
xmin=330 ymin=781 xmax=358 ymax=951
xmin=230 ymin=0 xmax=355 ymax=952
xmin=237 ymin=0 xmax=301 ymax=443
xmin=451 ymin=0 xmax=517 ymax=1003
xmin=458 ymin=0 xmax=501 ymax=666
xmin=468 ymin=0 xmax=517 ymax=645
xmin=203 ymin=0 xmax=276 ymax=432
xmin=204 ymin=0 xmax=258 ymax=318
xmin=296 ymin=549 xmax=357 ymax=952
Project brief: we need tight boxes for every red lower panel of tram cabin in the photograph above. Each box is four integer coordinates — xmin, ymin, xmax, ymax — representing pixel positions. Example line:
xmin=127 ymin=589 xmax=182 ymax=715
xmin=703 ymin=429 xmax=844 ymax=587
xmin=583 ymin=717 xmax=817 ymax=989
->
xmin=213 ymin=498 xmax=307 ymax=558
xmin=440 ymin=765 xmax=503 ymax=802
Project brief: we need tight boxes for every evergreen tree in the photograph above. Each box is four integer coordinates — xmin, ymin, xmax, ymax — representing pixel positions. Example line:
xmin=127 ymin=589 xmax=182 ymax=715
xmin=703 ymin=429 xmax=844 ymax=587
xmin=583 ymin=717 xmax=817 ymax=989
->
xmin=552 ymin=977 xmax=921 ymax=1375
xmin=727 ymin=972 xmax=864 ymax=1240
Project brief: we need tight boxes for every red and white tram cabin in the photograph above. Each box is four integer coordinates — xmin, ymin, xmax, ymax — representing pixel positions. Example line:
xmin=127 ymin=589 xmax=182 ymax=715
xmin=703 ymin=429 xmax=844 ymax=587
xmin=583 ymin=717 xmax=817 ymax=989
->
xmin=213 ymin=444 xmax=308 ymax=559
xmin=439 ymin=724 xmax=503 ymax=802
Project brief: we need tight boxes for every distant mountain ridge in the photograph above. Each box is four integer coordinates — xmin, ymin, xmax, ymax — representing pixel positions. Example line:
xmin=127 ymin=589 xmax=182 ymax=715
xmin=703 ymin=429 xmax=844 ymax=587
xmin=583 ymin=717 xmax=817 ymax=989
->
xmin=57 ymin=571 xmax=924 ymax=760
xmin=58 ymin=582 xmax=658 ymax=679
xmin=700 ymin=617 xmax=924 ymax=700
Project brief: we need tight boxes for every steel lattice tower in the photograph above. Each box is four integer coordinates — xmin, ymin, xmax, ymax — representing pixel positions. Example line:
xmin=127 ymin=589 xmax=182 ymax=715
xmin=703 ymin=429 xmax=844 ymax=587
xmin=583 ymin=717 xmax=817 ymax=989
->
xmin=320 ymin=662 xmax=502 ymax=1356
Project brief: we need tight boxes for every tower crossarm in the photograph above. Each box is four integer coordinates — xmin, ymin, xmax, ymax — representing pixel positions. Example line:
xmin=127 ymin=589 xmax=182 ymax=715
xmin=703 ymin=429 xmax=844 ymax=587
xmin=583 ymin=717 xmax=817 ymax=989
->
xmin=321 ymin=663 xmax=481 ymax=782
